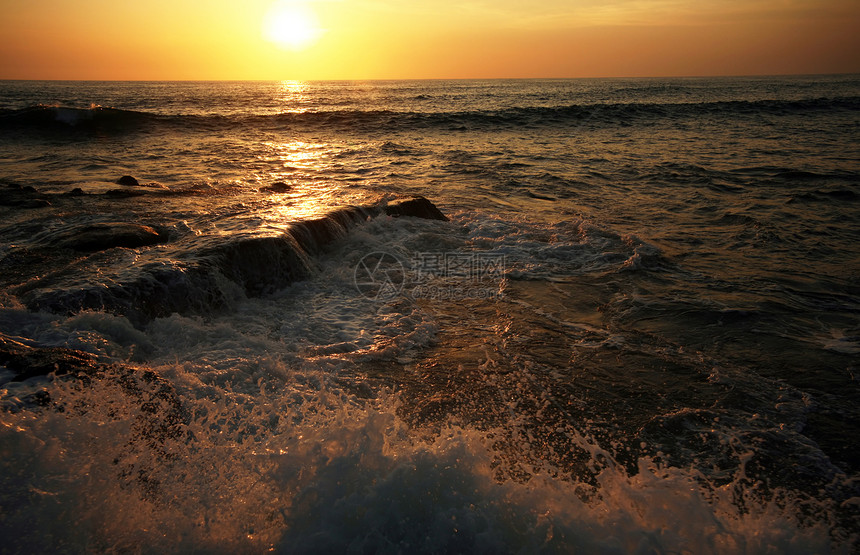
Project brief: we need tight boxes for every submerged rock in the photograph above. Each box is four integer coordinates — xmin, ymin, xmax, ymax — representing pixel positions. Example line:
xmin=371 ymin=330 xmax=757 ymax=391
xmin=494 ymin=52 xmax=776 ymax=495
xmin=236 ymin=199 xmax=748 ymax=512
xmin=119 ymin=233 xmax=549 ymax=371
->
xmin=54 ymin=223 xmax=168 ymax=252
xmin=0 ymin=333 xmax=187 ymax=506
xmin=384 ymin=196 xmax=449 ymax=221
xmin=115 ymin=175 xmax=140 ymax=186
xmin=0 ymin=335 xmax=98 ymax=382
xmin=15 ymin=199 xmax=52 ymax=209
xmin=104 ymin=188 xmax=146 ymax=198
xmin=527 ymin=190 xmax=557 ymax=201
xmin=260 ymin=182 xmax=292 ymax=193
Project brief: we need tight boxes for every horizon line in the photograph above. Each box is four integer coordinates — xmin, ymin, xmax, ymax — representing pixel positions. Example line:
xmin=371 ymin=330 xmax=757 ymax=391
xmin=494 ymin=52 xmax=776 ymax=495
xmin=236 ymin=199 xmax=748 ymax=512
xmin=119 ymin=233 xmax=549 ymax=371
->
xmin=2 ymin=72 xmax=859 ymax=83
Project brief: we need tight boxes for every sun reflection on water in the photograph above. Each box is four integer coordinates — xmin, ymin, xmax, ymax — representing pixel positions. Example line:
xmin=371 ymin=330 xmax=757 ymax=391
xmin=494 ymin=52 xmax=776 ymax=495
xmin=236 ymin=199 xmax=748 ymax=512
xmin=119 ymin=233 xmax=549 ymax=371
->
xmin=259 ymin=183 xmax=371 ymax=232
xmin=258 ymin=140 xmax=333 ymax=179
xmin=247 ymin=83 xmax=377 ymax=230
xmin=253 ymin=139 xmax=372 ymax=227
xmin=276 ymin=80 xmax=310 ymax=113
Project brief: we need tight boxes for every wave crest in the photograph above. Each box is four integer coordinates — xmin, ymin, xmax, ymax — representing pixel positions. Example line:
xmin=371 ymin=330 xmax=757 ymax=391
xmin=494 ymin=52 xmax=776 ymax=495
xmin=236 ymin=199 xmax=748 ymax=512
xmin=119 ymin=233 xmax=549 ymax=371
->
xmin=3 ymin=96 xmax=857 ymax=135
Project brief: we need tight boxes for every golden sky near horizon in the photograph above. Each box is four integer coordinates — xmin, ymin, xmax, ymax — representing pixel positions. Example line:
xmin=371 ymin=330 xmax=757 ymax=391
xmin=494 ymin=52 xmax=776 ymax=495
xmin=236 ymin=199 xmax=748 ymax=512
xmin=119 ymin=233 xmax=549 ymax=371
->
xmin=1 ymin=0 xmax=858 ymax=80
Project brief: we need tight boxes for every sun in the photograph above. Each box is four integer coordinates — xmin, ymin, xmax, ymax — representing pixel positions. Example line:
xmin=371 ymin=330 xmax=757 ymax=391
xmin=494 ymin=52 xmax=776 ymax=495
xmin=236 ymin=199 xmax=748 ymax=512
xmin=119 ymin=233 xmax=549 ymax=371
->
xmin=263 ymin=2 xmax=322 ymax=50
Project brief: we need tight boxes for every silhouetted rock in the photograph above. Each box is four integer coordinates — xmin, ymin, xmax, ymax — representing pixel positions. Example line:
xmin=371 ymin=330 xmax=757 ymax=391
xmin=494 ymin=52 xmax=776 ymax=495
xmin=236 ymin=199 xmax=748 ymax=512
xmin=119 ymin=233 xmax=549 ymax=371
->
xmin=0 ymin=184 xmax=51 ymax=208
xmin=115 ymin=175 xmax=140 ymax=186
xmin=261 ymin=182 xmax=292 ymax=193
xmin=67 ymin=187 xmax=86 ymax=196
xmin=54 ymin=223 xmax=168 ymax=252
xmin=384 ymin=196 xmax=449 ymax=221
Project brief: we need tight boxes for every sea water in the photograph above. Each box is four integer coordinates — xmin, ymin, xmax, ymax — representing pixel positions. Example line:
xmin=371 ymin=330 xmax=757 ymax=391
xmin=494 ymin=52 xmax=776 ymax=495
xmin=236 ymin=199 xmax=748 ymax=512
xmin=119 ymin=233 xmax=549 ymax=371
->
xmin=0 ymin=77 xmax=858 ymax=552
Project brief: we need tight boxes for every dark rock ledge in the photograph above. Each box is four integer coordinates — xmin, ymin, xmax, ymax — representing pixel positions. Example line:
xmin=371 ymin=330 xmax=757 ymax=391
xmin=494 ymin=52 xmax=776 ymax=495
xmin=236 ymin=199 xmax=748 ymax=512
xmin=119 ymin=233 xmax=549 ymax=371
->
xmin=51 ymin=223 xmax=170 ymax=252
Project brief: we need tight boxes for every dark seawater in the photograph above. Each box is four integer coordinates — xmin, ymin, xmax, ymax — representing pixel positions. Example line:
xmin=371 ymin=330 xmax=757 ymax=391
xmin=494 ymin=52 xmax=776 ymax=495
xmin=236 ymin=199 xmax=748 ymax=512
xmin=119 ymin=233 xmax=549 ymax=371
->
xmin=1 ymin=77 xmax=859 ymax=553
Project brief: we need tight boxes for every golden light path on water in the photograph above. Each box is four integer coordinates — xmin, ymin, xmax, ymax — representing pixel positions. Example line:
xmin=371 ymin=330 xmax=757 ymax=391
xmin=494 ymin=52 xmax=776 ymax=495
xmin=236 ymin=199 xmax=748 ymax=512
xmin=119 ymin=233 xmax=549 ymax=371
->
xmin=254 ymin=139 xmax=372 ymax=229
xmin=253 ymin=80 xmax=390 ymax=224
xmin=274 ymin=80 xmax=311 ymax=112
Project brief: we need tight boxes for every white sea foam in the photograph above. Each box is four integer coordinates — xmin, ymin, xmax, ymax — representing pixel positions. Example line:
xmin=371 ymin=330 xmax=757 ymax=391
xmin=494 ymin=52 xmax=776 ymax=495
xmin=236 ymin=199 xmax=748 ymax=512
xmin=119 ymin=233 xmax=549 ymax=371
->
xmin=0 ymin=373 xmax=845 ymax=554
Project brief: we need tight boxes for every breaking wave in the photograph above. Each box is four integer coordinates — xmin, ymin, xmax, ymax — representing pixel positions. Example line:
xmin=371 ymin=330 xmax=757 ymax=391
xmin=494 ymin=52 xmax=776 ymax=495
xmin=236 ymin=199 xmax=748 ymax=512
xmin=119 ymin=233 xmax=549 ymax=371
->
xmin=3 ymin=96 xmax=858 ymax=136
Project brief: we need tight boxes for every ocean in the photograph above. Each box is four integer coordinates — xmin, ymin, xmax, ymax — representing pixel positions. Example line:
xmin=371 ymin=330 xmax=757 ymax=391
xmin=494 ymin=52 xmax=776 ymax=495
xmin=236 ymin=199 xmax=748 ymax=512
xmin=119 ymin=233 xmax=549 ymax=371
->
xmin=0 ymin=77 xmax=858 ymax=553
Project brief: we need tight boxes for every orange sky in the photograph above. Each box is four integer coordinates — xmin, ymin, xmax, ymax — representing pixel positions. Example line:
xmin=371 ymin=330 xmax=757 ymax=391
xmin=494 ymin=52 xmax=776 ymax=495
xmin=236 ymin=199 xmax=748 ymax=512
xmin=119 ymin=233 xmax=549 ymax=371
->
xmin=1 ymin=0 xmax=858 ymax=80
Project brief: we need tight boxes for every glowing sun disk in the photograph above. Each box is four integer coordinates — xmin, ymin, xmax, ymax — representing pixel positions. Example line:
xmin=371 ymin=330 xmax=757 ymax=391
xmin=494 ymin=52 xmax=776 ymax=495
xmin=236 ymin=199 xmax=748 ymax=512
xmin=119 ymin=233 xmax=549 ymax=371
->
xmin=264 ymin=3 xmax=322 ymax=50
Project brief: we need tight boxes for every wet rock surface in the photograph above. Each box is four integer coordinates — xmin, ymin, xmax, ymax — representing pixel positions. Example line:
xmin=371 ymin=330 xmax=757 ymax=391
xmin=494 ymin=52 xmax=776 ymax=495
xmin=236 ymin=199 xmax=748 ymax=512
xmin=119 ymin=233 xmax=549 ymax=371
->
xmin=52 ymin=223 xmax=169 ymax=252
xmin=384 ymin=196 xmax=449 ymax=221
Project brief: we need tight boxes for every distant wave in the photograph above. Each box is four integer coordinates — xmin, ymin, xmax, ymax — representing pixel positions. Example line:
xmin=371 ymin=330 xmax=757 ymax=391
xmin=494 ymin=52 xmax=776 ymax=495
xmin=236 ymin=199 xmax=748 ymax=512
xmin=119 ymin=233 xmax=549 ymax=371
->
xmin=1 ymin=104 xmax=160 ymax=130
xmin=0 ymin=104 xmax=231 ymax=135
xmin=2 ymin=97 xmax=858 ymax=135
